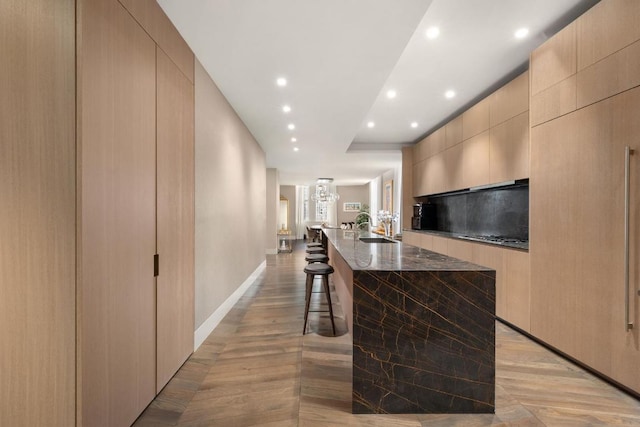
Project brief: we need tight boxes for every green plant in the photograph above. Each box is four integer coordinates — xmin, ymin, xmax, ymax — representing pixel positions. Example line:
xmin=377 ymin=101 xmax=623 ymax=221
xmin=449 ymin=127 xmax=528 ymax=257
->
xmin=355 ymin=204 xmax=370 ymax=228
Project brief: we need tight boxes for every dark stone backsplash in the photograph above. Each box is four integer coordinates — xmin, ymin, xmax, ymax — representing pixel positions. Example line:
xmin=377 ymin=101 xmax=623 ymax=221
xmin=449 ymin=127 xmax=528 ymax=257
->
xmin=427 ymin=184 xmax=529 ymax=240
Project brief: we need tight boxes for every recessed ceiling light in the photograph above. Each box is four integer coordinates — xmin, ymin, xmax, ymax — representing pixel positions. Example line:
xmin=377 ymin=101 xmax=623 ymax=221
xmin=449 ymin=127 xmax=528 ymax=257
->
xmin=367 ymin=121 xmax=375 ymax=128
xmin=445 ymin=90 xmax=456 ymax=99
xmin=288 ymin=123 xmax=295 ymax=130
xmin=282 ymin=105 xmax=291 ymax=113
xmin=276 ymin=77 xmax=287 ymax=87
xmin=291 ymin=137 xmax=297 ymax=142
xmin=514 ymin=28 xmax=529 ymax=39
xmin=386 ymin=89 xmax=397 ymax=99
xmin=425 ymin=27 xmax=440 ymax=40
xmin=293 ymin=147 xmax=299 ymax=152
xmin=411 ymin=122 xmax=418 ymax=128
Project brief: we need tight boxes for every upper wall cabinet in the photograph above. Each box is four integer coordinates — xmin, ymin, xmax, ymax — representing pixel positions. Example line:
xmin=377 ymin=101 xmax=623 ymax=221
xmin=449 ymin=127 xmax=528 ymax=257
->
xmin=462 ymin=98 xmax=490 ymax=140
xmin=118 ymin=0 xmax=194 ymax=82
xmin=490 ymin=112 xmax=529 ymax=183
xmin=530 ymin=22 xmax=577 ymax=96
xmin=576 ymin=0 xmax=640 ymax=71
xmin=445 ymin=115 xmax=463 ymax=148
xmin=530 ymin=22 xmax=577 ymax=126
xmin=410 ymin=71 xmax=529 ymax=197
xmin=489 ymin=72 xmax=528 ymax=127
xmin=576 ymin=0 xmax=640 ymax=108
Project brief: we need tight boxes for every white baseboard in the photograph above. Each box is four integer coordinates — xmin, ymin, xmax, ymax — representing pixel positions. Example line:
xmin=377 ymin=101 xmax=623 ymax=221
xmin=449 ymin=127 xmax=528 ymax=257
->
xmin=193 ymin=260 xmax=267 ymax=351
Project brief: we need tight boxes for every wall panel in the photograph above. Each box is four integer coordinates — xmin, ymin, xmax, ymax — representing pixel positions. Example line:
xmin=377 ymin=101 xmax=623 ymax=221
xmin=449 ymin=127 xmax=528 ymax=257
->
xmin=156 ymin=47 xmax=195 ymax=392
xmin=0 ymin=1 xmax=76 ymax=425
xmin=79 ymin=0 xmax=157 ymax=425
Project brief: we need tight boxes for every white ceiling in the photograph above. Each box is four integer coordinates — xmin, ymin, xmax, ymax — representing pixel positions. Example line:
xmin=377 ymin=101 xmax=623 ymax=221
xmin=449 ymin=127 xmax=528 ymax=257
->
xmin=157 ymin=0 xmax=599 ymax=186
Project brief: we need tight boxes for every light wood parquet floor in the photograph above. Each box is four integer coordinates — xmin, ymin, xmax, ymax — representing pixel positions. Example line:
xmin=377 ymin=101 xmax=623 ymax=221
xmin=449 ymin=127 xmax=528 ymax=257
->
xmin=134 ymin=241 xmax=640 ymax=426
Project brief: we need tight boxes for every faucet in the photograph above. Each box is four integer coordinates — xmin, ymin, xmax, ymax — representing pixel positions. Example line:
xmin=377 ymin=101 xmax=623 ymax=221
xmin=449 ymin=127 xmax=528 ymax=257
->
xmin=355 ymin=211 xmax=373 ymax=231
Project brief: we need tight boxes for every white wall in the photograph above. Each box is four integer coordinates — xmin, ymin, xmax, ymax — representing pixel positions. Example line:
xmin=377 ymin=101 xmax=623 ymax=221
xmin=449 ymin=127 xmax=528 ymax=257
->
xmin=280 ymin=185 xmax=296 ymax=235
xmin=336 ymin=184 xmax=370 ymax=225
xmin=265 ymin=168 xmax=279 ymax=254
xmin=195 ymin=59 xmax=266 ymax=330
xmin=367 ymin=167 xmax=403 ymax=232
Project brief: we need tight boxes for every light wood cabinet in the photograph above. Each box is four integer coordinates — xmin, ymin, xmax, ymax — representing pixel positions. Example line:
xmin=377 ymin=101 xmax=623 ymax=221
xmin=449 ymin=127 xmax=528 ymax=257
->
xmin=156 ymin=47 xmax=195 ymax=392
xmin=461 ymin=131 xmax=490 ymax=188
xmin=402 ymin=231 xmax=421 ymax=247
xmin=530 ymin=21 xmax=577 ymax=126
xmin=0 ymin=1 xmax=76 ymax=425
xmin=576 ymin=0 xmax=640 ymax=71
xmin=577 ymin=38 xmax=640 ymax=108
xmin=80 ymin=1 xmax=158 ymax=425
xmin=504 ymin=250 xmax=530 ymax=331
xmin=530 ymin=84 xmax=640 ymax=394
xmin=427 ymin=152 xmax=447 ymax=195
xmin=530 ymin=112 xmax=580 ymax=358
xmin=489 ymin=71 xmax=529 ymax=127
xmin=412 ymin=159 xmax=426 ymax=197
xmin=443 ymin=143 xmax=463 ymax=192
xmin=402 ymin=147 xmax=414 ymax=228
xmin=490 ymin=112 xmax=529 ymax=183
xmin=530 ymin=75 xmax=577 ymax=127
xmin=462 ymin=98 xmax=490 ymax=140
xmin=447 ymin=239 xmax=473 ymax=262
xmin=412 ymin=72 xmax=529 ymax=197
xmin=118 ymin=0 xmax=194 ymax=82
xmin=445 ymin=115 xmax=463 ymax=148
xmin=529 ymin=0 xmax=640 ymax=394
xmin=472 ymin=245 xmax=506 ymax=320
xmin=420 ymin=233 xmax=434 ymax=250
xmin=530 ymin=22 xmax=577 ymax=95
xmin=432 ymin=236 xmax=449 ymax=255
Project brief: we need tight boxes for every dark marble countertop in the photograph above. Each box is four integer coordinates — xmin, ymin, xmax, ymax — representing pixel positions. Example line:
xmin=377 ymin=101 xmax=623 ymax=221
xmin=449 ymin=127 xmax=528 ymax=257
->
xmin=323 ymin=229 xmax=492 ymax=272
xmin=402 ymin=228 xmax=529 ymax=251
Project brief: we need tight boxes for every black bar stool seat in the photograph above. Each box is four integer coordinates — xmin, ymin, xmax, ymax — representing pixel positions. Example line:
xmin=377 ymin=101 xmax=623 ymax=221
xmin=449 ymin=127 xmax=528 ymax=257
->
xmin=306 ymin=247 xmax=325 ymax=254
xmin=303 ymin=263 xmax=336 ymax=335
xmin=307 ymin=242 xmax=323 ymax=248
xmin=305 ymin=253 xmax=329 ymax=263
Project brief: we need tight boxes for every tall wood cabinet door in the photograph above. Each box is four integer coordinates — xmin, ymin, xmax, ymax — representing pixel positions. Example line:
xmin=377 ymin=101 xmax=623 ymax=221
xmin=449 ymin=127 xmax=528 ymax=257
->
xmin=0 ymin=1 xmax=76 ymax=425
xmin=531 ymin=87 xmax=640 ymax=393
xmin=530 ymin=115 xmax=581 ymax=357
xmin=156 ymin=48 xmax=195 ymax=392
xmin=603 ymin=87 xmax=640 ymax=392
xmin=80 ymin=1 xmax=157 ymax=425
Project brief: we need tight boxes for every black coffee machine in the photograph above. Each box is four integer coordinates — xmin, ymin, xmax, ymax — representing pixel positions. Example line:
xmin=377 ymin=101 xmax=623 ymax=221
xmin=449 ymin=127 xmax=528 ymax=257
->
xmin=411 ymin=203 xmax=437 ymax=230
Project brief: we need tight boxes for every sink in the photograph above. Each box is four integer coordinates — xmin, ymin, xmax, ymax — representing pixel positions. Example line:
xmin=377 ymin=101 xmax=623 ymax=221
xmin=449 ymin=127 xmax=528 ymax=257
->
xmin=359 ymin=237 xmax=396 ymax=244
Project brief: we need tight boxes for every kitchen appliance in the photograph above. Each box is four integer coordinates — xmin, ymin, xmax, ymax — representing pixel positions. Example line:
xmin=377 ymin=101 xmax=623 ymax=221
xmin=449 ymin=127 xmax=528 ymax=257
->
xmin=411 ymin=203 xmax=437 ymax=230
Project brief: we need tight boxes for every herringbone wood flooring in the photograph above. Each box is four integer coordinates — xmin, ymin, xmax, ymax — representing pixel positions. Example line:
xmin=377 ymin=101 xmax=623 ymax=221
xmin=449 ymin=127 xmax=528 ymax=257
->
xmin=134 ymin=241 xmax=640 ymax=426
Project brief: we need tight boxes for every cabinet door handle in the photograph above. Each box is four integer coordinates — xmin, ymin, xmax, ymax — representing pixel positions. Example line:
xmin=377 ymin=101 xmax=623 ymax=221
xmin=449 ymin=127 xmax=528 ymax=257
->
xmin=624 ymin=146 xmax=634 ymax=332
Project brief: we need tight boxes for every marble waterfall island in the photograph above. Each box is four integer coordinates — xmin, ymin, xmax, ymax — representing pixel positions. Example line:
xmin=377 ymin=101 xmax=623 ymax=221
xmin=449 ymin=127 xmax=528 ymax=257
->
xmin=323 ymin=229 xmax=496 ymax=414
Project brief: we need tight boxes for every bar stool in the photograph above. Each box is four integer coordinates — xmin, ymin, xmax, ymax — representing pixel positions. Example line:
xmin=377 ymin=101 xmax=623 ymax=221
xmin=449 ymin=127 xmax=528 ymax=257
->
xmin=303 ymin=263 xmax=336 ymax=335
xmin=307 ymin=242 xmax=323 ymax=248
xmin=306 ymin=247 xmax=326 ymax=255
xmin=305 ymin=253 xmax=329 ymax=264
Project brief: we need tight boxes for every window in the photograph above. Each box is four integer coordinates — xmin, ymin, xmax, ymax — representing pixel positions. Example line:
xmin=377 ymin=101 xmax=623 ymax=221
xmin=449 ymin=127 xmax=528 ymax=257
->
xmin=315 ymin=201 xmax=327 ymax=222
xmin=302 ymin=186 xmax=309 ymax=221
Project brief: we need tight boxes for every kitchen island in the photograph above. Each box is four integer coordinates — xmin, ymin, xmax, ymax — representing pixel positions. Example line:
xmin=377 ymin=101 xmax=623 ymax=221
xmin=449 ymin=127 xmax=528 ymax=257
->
xmin=323 ymin=229 xmax=496 ymax=414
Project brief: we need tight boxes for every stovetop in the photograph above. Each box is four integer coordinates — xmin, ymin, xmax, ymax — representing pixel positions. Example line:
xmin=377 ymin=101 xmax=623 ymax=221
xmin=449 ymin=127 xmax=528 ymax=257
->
xmin=458 ymin=234 xmax=528 ymax=248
